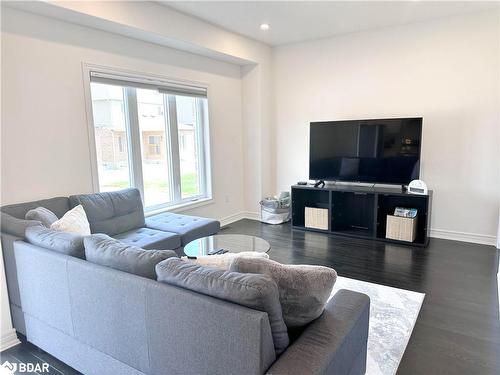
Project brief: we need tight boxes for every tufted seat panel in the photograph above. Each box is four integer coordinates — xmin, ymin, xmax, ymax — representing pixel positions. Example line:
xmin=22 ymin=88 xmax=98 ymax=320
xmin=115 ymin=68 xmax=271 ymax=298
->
xmin=146 ymin=212 xmax=220 ymax=245
xmin=112 ymin=227 xmax=181 ymax=250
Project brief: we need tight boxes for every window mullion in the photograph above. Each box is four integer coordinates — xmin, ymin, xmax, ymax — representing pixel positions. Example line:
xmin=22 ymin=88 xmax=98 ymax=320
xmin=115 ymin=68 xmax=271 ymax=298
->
xmin=124 ymin=87 xmax=145 ymax=201
xmin=167 ymin=95 xmax=182 ymax=202
xmin=196 ymin=98 xmax=207 ymax=198
xmin=162 ymin=94 xmax=174 ymax=203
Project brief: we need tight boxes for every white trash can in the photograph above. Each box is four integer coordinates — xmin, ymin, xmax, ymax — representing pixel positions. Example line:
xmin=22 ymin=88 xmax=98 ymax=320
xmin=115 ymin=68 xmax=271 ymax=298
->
xmin=260 ymin=192 xmax=291 ymax=224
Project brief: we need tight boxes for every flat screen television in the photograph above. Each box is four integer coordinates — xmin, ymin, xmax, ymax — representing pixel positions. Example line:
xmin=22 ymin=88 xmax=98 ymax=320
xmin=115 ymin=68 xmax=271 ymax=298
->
xmin=309 ymin=118 xmax=422 ymax=184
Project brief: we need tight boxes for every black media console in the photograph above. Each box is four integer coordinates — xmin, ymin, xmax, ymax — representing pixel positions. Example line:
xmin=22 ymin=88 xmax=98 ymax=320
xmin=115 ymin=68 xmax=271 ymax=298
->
xmin=291 ymin=184 xmax=432 ymax=247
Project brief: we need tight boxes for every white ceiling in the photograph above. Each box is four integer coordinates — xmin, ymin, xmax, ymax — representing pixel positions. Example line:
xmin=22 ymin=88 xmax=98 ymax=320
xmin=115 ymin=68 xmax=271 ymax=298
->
xmin=162 ymin=1 xmax=499 ymax=46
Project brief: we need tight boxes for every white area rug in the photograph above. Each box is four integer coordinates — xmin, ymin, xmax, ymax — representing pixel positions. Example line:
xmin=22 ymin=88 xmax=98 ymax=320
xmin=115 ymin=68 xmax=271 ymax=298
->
xmin=330 ymin=277 xmax=425 ymax=375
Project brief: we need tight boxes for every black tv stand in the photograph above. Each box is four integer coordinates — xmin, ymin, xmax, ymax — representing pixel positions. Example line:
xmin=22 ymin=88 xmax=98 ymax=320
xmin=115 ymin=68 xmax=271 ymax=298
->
xmin=291 ymin=184 xmax=432 ymax=247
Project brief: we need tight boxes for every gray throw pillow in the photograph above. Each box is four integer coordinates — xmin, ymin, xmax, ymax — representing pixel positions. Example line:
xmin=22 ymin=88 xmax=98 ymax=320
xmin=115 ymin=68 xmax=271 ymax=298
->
xmin=230 ymin=257 xmax=337 ymax=328
xmin=25 ymin=225 xmax=85 ymax=258
xmin=84 ymin=234 xmax=177 ymax=279
xmin=156 ymin=257 xmax=289 ymax=355
xmin=25 ymin=207 xmax=59 ymax=227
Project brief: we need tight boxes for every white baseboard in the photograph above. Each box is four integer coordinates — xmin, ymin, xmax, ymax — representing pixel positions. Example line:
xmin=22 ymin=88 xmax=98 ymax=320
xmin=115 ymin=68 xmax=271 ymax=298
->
xmin=430 ymin=228 xmax=497 ymax=246
xmin=219 ymin=212 xmax=247 ymax=227
xmin=1 ymin=328 xmax=20 ymax=351
xmin=244 ymin=211 xmax=260 ymax=221
xmin=220 ymin=211 xmax=260 ymax=227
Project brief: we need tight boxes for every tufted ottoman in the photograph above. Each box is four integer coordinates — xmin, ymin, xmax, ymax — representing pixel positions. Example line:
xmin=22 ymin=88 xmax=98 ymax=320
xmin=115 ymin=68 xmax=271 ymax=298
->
xmin=145 ymin=212 xmax=220 ymax=246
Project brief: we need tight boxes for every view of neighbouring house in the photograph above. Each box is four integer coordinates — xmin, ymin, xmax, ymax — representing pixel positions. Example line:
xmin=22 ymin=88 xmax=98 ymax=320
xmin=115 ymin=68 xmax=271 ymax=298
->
xmin=90 ymin=83 xmax=203 ymax=207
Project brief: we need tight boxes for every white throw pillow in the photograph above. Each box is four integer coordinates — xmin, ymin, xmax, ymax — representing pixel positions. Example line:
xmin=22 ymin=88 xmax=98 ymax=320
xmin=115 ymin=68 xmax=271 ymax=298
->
xmin=181 ymin=251 xmax=269 ymax=270
xmin=51 ymin=205 xmax=91 ymax=235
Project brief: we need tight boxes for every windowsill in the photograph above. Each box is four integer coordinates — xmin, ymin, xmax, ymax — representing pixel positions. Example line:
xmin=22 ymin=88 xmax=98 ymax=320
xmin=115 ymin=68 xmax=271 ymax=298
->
xmin=144 ymin=197 xmax=214 ymax=217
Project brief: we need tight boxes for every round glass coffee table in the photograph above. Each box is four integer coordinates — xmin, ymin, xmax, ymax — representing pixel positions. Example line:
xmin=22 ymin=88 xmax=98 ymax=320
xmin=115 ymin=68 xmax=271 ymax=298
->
xmin=184 ymin=234 xmax=271 ymax=257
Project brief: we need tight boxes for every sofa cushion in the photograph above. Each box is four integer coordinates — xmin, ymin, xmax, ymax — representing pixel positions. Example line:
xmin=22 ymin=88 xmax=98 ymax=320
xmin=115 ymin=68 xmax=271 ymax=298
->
xmin=51 ymin=205 xmax=91 ymax=235
xmin=69 ymin=188 xmax=145 ymax=236
xmin=25 ymin=207 xmax=58 ymax=228
xmin=146 ymin=212 xmax=220 ymax=245
xmin=156 ymin=257 xmax=289 ymax=355
xmin=0 ymin=213 xmax=41 ymax=238
xmin=85 ymin=234 xmax=177 ymax=279
xmin=113 ymin=227 xmax=181 ymax=250
xmin=25 ymin=225 xmax=85 ymax=258
xmin=230 ymin=257 xmax=337 ymax=328
xmin=1 ymin=197 xmax=70 ymax=220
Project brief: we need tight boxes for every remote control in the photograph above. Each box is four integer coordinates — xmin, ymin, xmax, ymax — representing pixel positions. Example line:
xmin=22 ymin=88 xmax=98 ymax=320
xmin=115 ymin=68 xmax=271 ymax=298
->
xmin=208 ymin=248 xmax=225 ymax=255
xmin=314 ymin=180 xmax=325 ymax=188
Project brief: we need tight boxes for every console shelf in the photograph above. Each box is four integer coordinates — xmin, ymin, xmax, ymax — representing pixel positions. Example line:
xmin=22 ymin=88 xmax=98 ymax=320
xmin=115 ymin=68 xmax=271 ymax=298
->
xmin=291 ymin=184 xmax=432 ymax=247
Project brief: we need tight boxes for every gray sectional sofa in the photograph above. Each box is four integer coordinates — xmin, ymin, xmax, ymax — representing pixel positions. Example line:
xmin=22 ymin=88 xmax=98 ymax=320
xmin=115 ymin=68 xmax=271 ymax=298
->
xmin=0 ymin=188 xmax=220 ymax=334
xmin=68 ymin=188 xmax=220 ymax=249
xmin=0 ymin=189 xmax=370 ymax=375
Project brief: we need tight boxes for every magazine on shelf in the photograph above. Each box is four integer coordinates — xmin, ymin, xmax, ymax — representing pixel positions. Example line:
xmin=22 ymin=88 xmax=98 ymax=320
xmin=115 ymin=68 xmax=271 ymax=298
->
xmin=394 ymin=207 xmax=418 ymax=218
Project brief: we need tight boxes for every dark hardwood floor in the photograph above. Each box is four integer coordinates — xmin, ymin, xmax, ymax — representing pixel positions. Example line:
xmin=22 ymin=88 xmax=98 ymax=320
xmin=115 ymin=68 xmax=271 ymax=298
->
xmin=222 ymin=220 xmax=500 ymax=374
xmin=2 ymin=219 xmax=499 ymax=374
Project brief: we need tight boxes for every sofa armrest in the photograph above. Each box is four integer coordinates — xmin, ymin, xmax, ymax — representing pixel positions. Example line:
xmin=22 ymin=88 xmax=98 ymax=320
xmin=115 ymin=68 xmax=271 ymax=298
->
xmin=1 ymin=212 xmax=41 ymax=238
xmin=266 ymin=289 xmax=370 ymax=375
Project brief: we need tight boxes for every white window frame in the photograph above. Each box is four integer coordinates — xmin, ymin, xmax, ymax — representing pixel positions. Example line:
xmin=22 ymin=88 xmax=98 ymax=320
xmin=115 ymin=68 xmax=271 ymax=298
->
xmin=82 ymin=63 xmax=213 ymax=212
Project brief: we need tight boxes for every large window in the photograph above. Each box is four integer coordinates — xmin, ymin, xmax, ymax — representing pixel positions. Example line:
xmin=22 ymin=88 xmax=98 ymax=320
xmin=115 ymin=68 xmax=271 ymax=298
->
xmin=88 ymin=71 xmax=211 ymax=210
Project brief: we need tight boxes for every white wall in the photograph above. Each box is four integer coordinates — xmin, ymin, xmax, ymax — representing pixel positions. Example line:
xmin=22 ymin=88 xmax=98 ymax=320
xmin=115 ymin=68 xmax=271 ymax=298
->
xmin=273 ymin=12 xmax=500 ymax=244
xmin=3 ymin=0 xmax=274 ymax=216
xmin=242 ymin=62 xmax=275 ymax=215
xmin=1 ymin=7 xmax=246 ymax=222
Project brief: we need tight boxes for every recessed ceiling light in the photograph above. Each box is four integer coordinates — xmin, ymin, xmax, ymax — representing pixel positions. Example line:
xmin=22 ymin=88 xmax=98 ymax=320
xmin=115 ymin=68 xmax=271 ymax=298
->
xmin=260 ymin=23 xmax=270 ymax=31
